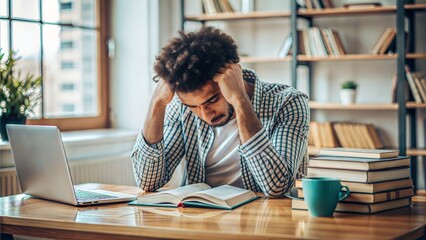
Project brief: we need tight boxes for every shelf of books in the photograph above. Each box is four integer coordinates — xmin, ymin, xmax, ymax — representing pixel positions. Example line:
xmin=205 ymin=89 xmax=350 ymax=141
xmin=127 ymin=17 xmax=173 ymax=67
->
xmin=240 ymin=56 xmax=291 ymax=63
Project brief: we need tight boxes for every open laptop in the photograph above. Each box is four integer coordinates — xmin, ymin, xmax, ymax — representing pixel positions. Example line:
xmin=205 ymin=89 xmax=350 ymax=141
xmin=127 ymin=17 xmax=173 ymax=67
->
xmin=6 ymin=124 xmax=137 ymax=206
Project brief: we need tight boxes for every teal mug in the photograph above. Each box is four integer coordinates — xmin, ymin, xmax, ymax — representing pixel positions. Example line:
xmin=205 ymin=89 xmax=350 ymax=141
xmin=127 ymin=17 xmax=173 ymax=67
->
xmin=302 ymin=177 xmax=350 ymax=217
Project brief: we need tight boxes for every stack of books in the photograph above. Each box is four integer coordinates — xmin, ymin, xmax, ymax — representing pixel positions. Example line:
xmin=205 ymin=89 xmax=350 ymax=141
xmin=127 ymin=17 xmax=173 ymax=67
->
xmin=309 ymin=122 xmax=383 ymax=149
xmin=292 ymin=148 xmax=414 ymax=214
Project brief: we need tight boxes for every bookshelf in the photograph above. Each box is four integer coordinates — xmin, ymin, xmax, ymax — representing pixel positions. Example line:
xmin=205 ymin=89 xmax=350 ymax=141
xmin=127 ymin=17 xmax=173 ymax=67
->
xmin=180 ymin=1 xmax=426 ymax=190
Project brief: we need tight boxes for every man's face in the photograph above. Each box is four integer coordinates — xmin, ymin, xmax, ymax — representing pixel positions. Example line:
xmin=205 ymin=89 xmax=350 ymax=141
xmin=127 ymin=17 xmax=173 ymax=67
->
xmin=177 ymin=81 xmax=235 ymax=127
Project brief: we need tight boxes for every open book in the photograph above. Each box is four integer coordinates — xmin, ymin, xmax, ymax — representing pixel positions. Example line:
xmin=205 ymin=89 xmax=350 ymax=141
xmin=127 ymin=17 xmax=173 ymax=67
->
xmin=129 ymin=183 xmax=260 ymax=210
xmin=139 ymin=207 xmax=229 ymax=219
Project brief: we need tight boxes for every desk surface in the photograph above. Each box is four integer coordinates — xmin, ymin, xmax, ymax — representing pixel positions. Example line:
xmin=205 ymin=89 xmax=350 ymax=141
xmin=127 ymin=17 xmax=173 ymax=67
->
xmin=1 ymin=184 xmax=425 ymax=240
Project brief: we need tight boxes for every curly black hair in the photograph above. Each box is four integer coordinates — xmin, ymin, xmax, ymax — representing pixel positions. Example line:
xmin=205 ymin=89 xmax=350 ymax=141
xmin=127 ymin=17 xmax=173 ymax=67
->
xmin=153 ymin=27 xmax=239 ymax=93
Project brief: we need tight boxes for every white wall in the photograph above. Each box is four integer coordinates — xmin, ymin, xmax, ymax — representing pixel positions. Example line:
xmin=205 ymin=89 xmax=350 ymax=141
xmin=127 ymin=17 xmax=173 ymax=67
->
xmin=110 ymin=0 xmax=159 ymax=130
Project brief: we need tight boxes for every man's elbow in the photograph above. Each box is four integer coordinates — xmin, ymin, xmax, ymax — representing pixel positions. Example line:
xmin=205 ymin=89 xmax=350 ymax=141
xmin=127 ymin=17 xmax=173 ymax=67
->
xmin=136 ymin=178 xmax=165 ymax=192
xmin=263 ymin=184 xmax=293 ymax=198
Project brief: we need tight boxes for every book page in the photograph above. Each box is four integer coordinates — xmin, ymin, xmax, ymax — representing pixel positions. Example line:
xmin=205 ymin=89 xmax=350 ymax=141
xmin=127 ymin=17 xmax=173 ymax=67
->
xmin=194 ymin=185 xmax=249 ymax=201
xmin=166 ymin=183 xmax=211 ymax=199
xmin=184 ymin=185 xmax=256 ymax=208
xmin=136 ymin=183 xmax=211 ymax=205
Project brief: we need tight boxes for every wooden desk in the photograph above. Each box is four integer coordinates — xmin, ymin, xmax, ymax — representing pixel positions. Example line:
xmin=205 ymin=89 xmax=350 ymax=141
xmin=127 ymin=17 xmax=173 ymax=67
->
xmin=1 ymin=184 xmax=425 ymax=240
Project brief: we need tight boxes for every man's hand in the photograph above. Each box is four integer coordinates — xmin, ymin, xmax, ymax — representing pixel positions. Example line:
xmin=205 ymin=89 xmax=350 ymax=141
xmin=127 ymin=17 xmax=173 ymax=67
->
xmin=152 ymin=79 xmax=175 ymax=107
xmin=214 ymin=63 xmax=262 ymax=144
xmin=213 ymin=63 xmax=249 ymax=106
xmin=143 ymin=79 xmax=174 ymax=145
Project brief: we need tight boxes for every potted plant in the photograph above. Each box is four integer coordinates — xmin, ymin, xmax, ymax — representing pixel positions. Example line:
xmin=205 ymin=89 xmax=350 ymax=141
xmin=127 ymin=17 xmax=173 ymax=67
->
xmin=340 ymin=80 xmax=358 ymax=105
xmin=0 ymin=50 xmax=42 ymax=140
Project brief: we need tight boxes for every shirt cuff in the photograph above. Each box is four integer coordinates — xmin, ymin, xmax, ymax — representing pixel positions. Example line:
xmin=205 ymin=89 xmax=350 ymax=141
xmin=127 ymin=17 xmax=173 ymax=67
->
xmin=135 ymin=131 xmax=164 ymax=155
xmin=238 ymin=127 xmax=270 ymax=159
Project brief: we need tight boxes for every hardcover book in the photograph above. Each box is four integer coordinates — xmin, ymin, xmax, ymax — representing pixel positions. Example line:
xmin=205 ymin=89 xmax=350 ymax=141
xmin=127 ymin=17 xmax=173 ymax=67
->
xmin=308 ymin=156 xmax=410 ymax=171
xmin=296 ymin=187 xmax=414 ymax=204
xmin=291 ymin=197 xmax=411 ymax=214
xmin=295 ymin=178 xmax=414 ymax=194
xmin=129 ymin=183 xmax=259 ymax=210
xmin=307 ymin=167 xmax=410 ymax=183
xmin=316 ymin=148 xmax=398 ymax=159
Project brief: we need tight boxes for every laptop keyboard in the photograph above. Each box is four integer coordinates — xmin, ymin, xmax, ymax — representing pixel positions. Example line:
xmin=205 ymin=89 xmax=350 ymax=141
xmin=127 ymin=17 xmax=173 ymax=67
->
xmin=75 ymin=190 xmax=119 ymax=202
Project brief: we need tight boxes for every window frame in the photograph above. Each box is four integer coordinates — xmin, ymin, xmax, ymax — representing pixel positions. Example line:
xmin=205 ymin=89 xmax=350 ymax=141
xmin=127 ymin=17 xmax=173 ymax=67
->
xmin=1 ymin=0 xmax=110 ymax=131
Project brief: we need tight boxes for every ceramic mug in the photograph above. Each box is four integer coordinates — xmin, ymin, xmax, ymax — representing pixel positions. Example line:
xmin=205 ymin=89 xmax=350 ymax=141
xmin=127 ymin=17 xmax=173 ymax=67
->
xmin=302 ymin=177 xmax=350 ymax=217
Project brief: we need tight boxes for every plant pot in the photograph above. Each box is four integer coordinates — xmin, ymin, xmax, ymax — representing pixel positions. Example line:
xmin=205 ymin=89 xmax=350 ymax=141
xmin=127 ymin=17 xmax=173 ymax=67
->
xmin=0 ymin=116 xmax=27 ymax=141
xmin=340 ymin=89 xmax=356 ymax=105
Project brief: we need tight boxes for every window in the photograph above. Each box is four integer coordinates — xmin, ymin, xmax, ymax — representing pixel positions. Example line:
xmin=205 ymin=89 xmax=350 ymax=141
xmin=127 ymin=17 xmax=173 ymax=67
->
xmin=61 ymin=41 xmax=74 ymax=49
xmin=60 ymin=2 xmax=73 ymax=10
xmin=0 ymin=0 xmax=110 ymax=130
xmin=61 ymin=83 xmax=75 ymax=91
xmin=61 ymin=61 xmax=75 ymax=69
xmin=62 ymin=104 xmax=75 ymax=112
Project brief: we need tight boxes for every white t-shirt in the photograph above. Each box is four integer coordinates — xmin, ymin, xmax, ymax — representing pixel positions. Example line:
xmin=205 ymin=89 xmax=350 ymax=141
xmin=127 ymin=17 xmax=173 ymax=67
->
xmin=205 ymin=118 xmax=243 ymax=188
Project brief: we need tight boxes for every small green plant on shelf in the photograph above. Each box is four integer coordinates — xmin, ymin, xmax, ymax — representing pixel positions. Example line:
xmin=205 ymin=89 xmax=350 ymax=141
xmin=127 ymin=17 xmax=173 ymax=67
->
xmin=341 ymin=80 xmax=358 ymax=90
xmin=340 ymin=80 xmax=358 ymax=105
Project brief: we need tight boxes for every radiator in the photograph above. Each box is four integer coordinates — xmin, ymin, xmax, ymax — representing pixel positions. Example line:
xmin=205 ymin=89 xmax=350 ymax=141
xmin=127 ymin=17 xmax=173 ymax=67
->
xmin=0 ymin=168 xmax=20 ymax=196
xmin=69 ymin=154 xmax=136 ymax=186
xmin=0 ymin=154 xmax=136 ymax=197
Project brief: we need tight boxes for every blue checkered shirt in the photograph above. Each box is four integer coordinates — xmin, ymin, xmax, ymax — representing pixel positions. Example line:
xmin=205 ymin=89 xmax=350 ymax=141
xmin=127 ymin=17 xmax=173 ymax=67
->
xmin=131 ymin=69 xmax=310 ymax=197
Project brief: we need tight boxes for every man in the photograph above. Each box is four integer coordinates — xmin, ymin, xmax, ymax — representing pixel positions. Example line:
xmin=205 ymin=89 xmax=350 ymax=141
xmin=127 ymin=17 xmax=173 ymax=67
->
xmin=131 ymin=27 xmax=309 ymax=197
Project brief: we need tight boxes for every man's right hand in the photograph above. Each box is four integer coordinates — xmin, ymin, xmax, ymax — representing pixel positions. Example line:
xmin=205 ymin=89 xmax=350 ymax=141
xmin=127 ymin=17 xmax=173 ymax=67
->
xmin=143 ymin=79 xmax=174 ymax=145
xmin=152 ymin=79 xmax=175 ymax=107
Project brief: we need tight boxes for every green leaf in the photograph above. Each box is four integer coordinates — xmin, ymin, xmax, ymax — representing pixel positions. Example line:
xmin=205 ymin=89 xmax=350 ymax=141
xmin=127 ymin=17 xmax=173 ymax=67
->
xmin=0 ymin=48 xmax=42 ymax=118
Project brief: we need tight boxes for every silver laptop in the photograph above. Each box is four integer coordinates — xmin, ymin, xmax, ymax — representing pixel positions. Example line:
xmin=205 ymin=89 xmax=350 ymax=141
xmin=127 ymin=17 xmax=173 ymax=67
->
xmin=6 ymin=124 xmax=136 ymax=206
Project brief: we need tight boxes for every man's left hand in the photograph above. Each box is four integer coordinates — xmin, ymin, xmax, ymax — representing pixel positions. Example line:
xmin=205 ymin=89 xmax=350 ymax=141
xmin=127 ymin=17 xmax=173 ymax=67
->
xmin=213 ymin=63 xmax=249 ymax=106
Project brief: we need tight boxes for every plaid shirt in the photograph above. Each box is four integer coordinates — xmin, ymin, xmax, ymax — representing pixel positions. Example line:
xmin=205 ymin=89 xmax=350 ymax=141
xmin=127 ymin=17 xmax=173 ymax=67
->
xmin=131 ymin=69 xmax=310 ymax=197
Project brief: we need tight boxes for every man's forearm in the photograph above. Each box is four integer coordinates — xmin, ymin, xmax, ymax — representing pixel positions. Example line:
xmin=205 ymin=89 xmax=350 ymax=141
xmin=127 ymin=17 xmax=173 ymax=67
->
xmin=233 ymin=96 xmax=263 ymax=143
xmin=143 ymin=100 xmax=167 ymax=144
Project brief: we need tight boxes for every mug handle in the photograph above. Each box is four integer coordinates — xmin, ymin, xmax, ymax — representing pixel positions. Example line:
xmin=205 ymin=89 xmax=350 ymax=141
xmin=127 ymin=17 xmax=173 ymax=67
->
xmin=338 ymin=185 xmax=350 ymax=201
